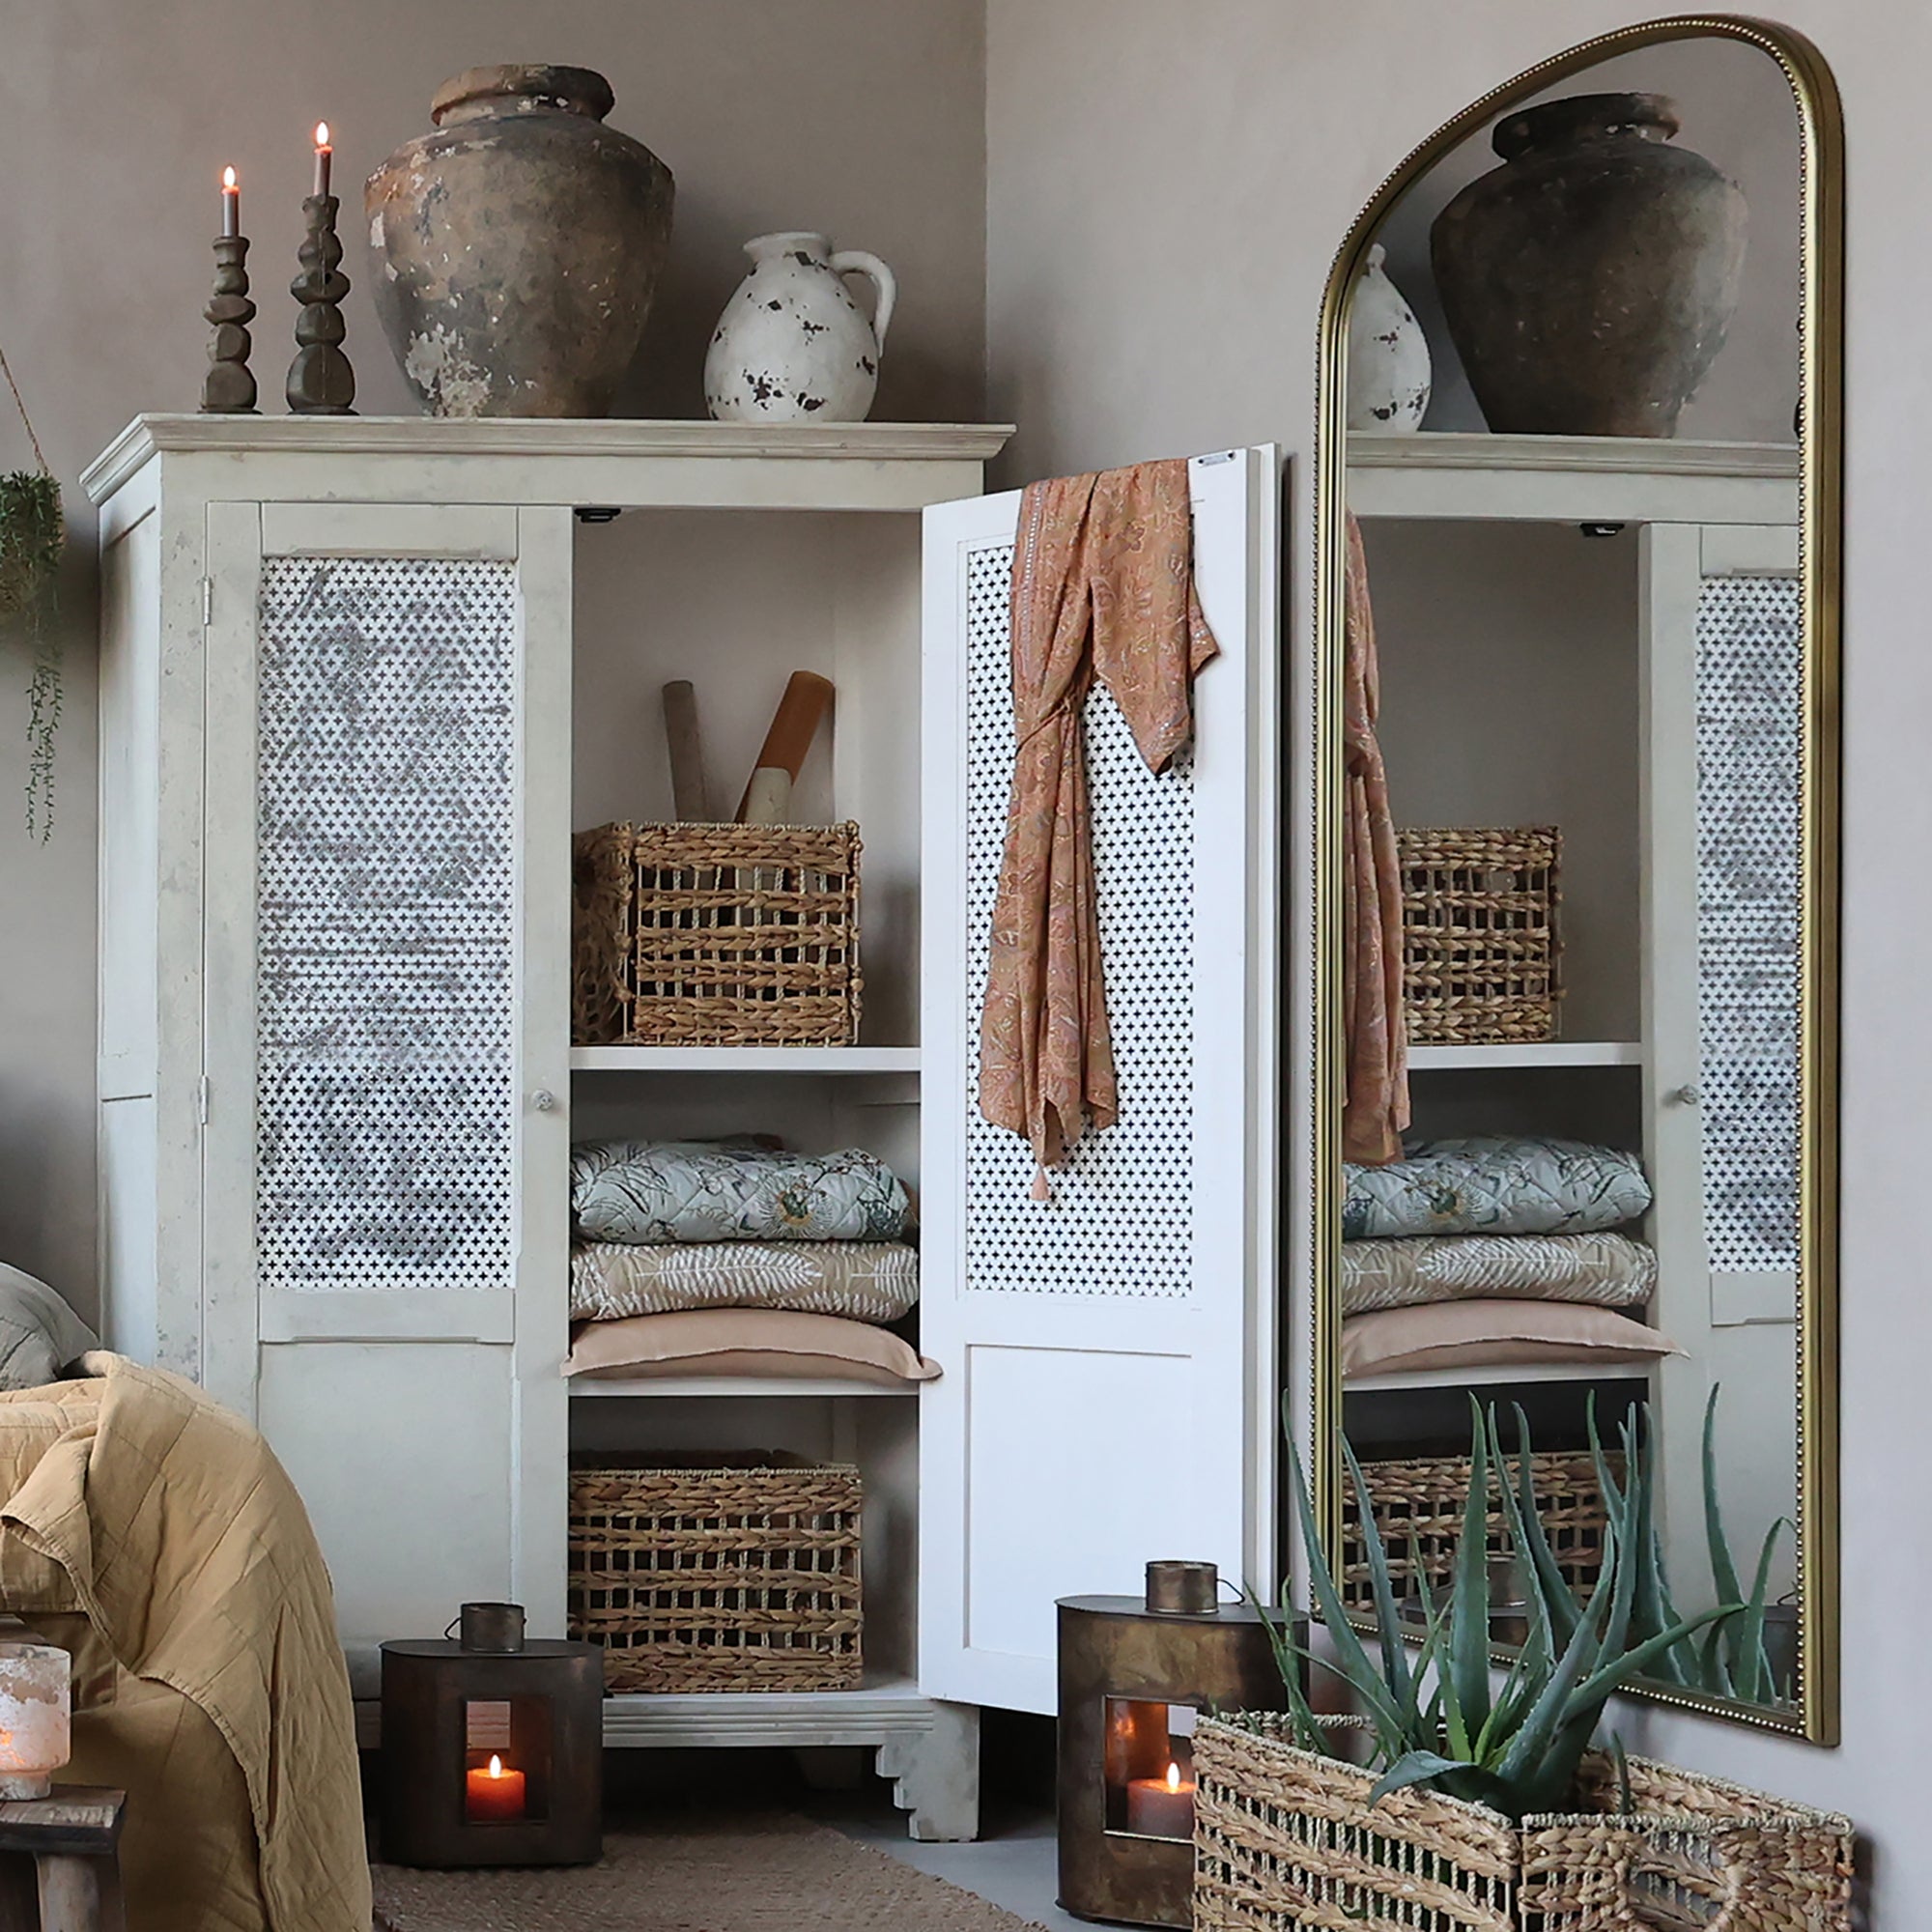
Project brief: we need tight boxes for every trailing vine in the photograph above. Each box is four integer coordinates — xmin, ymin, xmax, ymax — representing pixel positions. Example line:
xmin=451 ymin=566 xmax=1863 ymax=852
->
xmin=0 ymin=341 xmax=63 ymax=840
xmin=0 ymin=470 xmax=65 ymax=840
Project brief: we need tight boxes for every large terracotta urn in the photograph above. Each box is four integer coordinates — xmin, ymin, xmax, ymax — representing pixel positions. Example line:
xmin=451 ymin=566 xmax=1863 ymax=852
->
xmin=365 ymin=65 xmax=674 ymax=417
xmin=1430 ymin=94 xmax=1747 ymax=437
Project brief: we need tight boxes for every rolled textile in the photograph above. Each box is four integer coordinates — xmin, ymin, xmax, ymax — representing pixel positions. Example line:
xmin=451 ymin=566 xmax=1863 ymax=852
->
xmin=1344 ymin=1134 xmax=1651 ymax=1240
xmin=1341 ymin=1231 xmax=1657 ymax=1316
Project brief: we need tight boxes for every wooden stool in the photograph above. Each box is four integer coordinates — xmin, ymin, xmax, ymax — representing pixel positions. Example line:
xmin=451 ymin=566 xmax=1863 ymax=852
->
xmin=0 ymin=1789 xmax=125 ymax=1932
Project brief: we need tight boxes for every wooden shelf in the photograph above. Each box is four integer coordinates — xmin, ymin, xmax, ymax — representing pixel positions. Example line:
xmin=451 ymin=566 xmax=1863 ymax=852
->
xmin=569 ymin=1044 xmax=920 ymax=1075
xmin=1406 ymin=1041 xmax=1641 ymax=1071
xmin=1346 ymin=431 xmax=1798 ymax=526
xmin=1346 ymin=1359 xmax=1657 ymax=1394
xmin=570 ymin=1375 xmax=920 ymax=1399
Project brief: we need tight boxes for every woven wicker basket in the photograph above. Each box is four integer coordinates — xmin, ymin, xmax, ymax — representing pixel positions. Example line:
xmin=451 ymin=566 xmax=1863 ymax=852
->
xmin=1341 ymin=1451 xmax=1612 ymax=1616
xmin=1398 ymin=827 xmax=1560 ymax=1046
xmin=572 ymin=821 xmax=862 ymax=1047
xmin=567 ymin=1454 xmax=863 ymax=1693
xmin=1194 ymin=1713 xmax=1853 ymax=1932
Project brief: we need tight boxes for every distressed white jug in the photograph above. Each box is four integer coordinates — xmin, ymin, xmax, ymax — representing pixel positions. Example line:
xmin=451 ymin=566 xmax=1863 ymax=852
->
xmin=1347 ymin=242 xmax=1433 ymax=433
xmin=704 ymin=231 xmax=896 ymax=422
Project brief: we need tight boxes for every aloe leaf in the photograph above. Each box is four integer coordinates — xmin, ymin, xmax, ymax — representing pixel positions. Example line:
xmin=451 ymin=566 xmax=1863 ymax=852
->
xmin=1446 ymin=1399 xmax=1495 ymax=1736
xmin=1608 ymin=1729 xmax=1634 ymax=1817
xmin=1493 ymin=1548 xmax=1620 ymax=1788
xmin=1245 ymin=1580 xmax=1323 ymax=1751
xmin=1485 ymin=1409 xmax=1556 ymax=1674
xmin=1564 ymin=1601 xmax=1741 ymax=1716
xmin=1730 ymin=1517 xmax=1791 ymax=1706
xmin=1283 ymin=1431 xmax=1407 ymax=1746
xmin=1701 ymin=1384 xmax=1747 ymax=1611
xmin=1369 ymin=1751 xmax=1482 ymax=1806
xmin=1509 ymin=1403 xmax=1582 ymax=1651
xmin=1341 ymin=1433 xmax=1418 ymax=1730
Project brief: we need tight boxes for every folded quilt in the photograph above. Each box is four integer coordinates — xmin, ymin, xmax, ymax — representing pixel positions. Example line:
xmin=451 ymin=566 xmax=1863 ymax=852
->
xmin=1342 ymin=1299 xmax=1680 ymax=1380
xmin=1343 ymin=1135 xmax=1651 ymax=1239
xmin=565 ymin=1309 xmax=941 ymax=1387
xmin=572 ymin=1140 xmax=912 ymax=1244
xmin=572 ymin=1239 xmax=920 ymax=1323
xmin=1341 ymin=1231 xmax=1658 ymax=1316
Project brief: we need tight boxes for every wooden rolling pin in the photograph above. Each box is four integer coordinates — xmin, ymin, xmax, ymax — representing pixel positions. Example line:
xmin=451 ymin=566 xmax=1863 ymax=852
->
xmin=661 ymin=679 xmax=710 ymax=821
xmin=737 ymin=670 xmax=836 ymax=824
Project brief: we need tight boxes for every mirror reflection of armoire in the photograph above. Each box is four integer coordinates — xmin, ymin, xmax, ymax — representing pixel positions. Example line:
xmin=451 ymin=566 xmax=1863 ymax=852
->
xmin=1341 ymin=430 xmax=1802 ymax=1628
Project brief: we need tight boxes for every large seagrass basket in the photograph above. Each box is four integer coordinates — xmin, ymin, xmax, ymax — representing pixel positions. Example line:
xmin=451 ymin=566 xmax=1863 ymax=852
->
xmin=1193 ymin=1714 xmax=1852 ymax=1931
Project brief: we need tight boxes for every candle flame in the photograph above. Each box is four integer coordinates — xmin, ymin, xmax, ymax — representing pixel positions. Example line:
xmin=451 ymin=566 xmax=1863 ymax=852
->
xmin=1165 ymin=1761 xmax=1181 ymax=1793
xmin=314 ymin=122 xmax=331 ymax=150
xmin=488 ymin=1754 xmax=502 ymax=1778
xmin=222 ymin=166 xmax=238 ymax=190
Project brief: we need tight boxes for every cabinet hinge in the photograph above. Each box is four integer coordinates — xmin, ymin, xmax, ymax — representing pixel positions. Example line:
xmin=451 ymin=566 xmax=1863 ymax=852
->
xmin=202 ymin=578 xmax=213 ymax=626
xmin=197 ymin=1075 xmax=211 ymax=1126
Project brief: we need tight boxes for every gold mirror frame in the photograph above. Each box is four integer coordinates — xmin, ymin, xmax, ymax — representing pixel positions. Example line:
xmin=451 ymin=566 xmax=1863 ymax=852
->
xmin=1310 ymin=15 xmax=1842 ymax=1743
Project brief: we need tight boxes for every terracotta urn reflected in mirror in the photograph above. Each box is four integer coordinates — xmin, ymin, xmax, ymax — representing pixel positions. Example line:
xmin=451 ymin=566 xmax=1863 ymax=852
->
xmin=1430 ymin=92 xmax=1747 ymax=437
xmin=365 ymin=65 xmax=675 ymax=417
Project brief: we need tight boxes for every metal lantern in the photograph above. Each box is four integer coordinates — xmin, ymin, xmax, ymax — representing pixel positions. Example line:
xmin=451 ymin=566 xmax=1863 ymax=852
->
xmin=1058 ymin=1563 xmax=1287 ymax=1928
xmin=381 ymin=1602 xmax=603 ymax=1868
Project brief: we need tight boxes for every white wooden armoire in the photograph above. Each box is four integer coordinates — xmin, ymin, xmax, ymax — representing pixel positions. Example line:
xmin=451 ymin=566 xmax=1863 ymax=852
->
xmin=82 ymin=418 xmax=1282 ymax=1839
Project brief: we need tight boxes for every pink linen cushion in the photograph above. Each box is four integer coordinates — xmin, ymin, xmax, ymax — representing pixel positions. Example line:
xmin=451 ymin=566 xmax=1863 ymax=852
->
xmin=1341 ymin=1297 xmax=1680 ymax=1380
xmin=565 ymin=1309 xmax=941 ymax=1387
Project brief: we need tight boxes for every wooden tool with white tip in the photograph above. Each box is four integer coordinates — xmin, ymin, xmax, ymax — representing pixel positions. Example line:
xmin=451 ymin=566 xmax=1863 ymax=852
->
xmin=737 ymin=670 xmax=836 ymax=824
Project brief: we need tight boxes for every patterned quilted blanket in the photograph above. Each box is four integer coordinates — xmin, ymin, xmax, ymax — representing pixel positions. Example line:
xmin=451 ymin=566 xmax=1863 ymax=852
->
xmin=1343 ymin=1135 xmax=1651 ymax=1240
xmin=571 ymin=1239 xmax=919 ymax=1322
xmin=1341 ymin=1231 xmax=1658 ymax=1315
xmin=571 ymin=1140 xmax=913 ymax=1244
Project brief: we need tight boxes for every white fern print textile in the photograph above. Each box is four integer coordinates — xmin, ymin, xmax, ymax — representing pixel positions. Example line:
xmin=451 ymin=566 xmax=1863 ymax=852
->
xmin=570 ymin=1240 xmax=920 ymax=1322
xmin=1343 ymin=1136 xmax=1651 ymax=1241
xmin=571 ymin=1141 xmax=913 ymax=1245
xmin=1341 ymin=1231 xmax=1658 ymax=1316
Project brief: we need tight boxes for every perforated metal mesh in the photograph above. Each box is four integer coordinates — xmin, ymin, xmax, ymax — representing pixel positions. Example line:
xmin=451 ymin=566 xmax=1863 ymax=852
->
xmin=963 ymin=541 xmax=1194 ymax=1297
xmin=255 ymin=556 xmax=519 ymax=1295
xmin=1694 ymin=574 xmax=1802 ymax=1275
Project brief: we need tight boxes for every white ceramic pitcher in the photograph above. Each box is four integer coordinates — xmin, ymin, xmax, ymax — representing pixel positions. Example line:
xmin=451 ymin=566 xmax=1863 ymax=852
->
xmin=704 ymin=231 xmax=897 ymax=423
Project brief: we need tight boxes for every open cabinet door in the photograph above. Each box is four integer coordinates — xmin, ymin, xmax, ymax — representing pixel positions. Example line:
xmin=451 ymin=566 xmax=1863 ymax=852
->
xmin=919 ymin=447 xmax=1280 ymax=1713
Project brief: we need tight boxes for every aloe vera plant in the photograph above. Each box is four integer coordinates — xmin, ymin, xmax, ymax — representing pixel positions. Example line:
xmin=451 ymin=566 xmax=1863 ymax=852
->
xmin=1589 ymin=1385 xmax=1793 ymax=1704
xmin=1264 ymin=1397 xmax=1739 ymax=1820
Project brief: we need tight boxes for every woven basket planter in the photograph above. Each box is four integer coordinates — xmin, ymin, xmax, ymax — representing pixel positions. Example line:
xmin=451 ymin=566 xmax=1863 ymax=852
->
xmin=1398 ymin=826 xmax=1560 ymax=1045
xmin=1193 ymin=1714 xmax=1853 ymax=1932
xmin=1340 ymin=1451 xmax=1613 ymax=1616
xmin=567 ymin=1454 xmax=863 ymax=1693
xmin=572 ymin=820 xmax=862 ymax=1047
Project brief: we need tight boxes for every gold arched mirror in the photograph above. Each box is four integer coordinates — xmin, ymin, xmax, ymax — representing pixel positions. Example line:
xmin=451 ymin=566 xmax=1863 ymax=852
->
xmin=1311 ymin=17 xmax=1841 ymax=1742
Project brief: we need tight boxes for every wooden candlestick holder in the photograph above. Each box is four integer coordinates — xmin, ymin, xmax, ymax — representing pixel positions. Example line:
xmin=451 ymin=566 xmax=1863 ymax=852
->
xmin=286 ymin=194 xmax=355 ymax=414
xmin=200 ymin=236 xmax=258 ymax=414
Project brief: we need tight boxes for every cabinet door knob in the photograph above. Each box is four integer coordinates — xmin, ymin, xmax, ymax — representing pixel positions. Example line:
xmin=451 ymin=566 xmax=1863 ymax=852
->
xmin=531 ymin=1089 xmax=556 ymax=1113
xmin=1668 ymin=1083 xmax=1701 ymax=1107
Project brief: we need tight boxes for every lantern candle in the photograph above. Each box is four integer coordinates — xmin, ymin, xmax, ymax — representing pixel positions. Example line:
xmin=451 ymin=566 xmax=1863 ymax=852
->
xmin=0 ymin=1641 xmax=70 ymax=1801
xmin=312 ymin=122 xmax=332 ymax=199
xmin=1124 ymin=1759 xmax=1195 ymax=1840
xmin=465 ymin=1753 xmax=526 ymax=1824
xmin=220 ymin=165 xmax=240 ymax=239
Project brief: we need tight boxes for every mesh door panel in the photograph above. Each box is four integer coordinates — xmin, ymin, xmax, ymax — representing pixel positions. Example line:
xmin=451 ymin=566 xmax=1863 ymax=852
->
xmin=962 ymin=541 xmax=1194 ymax=1298
xmin=255 ymin=555 xmax=519 ymax=1294
xmin=1693 ymin=573 xmax=1802 ymax=1276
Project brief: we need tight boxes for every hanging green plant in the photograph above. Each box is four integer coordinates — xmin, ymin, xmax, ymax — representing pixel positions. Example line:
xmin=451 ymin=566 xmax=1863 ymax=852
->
xmin=0 ymin=469 xmax=64 ymax=840
xmin=0 ymin=341 xmax=64 ymax=841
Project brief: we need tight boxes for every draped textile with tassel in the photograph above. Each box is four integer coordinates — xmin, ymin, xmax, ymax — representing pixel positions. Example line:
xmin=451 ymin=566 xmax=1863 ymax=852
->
xmin=978 ymin=460 xmax=1218 ymax=1195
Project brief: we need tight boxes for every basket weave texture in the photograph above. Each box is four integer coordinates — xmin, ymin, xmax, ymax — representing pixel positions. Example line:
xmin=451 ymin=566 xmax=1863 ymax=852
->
xmin=567 ymin=1455 xmax=863 ymax=1693
xmin=572 ymin=821 xmax=862 ymax=1047
xmin=1340 ymin=1451 xmax=1612 ymax=1615
xmin=1398 ymin=827 xmax=1560 ymax=1046
xmin=1193 ymin=1714 xmax=1853 ymax=1932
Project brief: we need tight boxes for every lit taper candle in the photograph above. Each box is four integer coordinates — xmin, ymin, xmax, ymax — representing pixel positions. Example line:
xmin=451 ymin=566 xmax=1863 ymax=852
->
xmin=220 ymin=165 xmax=240 ymax=238
xmin=312 ymin=121 xmax=332 ymax=198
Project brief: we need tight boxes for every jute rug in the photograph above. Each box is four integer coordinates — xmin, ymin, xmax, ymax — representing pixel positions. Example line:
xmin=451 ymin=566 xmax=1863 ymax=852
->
xmin=371 ymin=1814 xmax=1051 ymax=1931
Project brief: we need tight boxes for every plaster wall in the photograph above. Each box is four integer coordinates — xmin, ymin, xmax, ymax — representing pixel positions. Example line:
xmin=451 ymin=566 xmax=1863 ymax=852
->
xmin=0 ymin=0 xmax=986 ymax=1316
xmin=987 ymin=2 xmax=1914 ymax=1919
